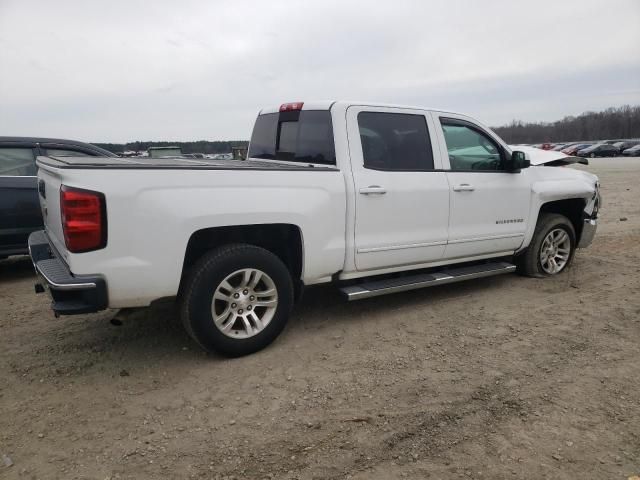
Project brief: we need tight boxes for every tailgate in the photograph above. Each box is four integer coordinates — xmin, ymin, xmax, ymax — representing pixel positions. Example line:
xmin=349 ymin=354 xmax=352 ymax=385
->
xmin=36 ymin=164 xmax=67 ymax=257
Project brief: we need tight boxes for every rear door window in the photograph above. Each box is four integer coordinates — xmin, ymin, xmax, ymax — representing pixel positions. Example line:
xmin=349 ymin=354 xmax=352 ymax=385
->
xmin=248 ymin=110 xmax=336 ymax=165
xmin=0 ymin=147 xmax=37 ymax=176
xmin=357 ymin=112 xmax=434 ymax=171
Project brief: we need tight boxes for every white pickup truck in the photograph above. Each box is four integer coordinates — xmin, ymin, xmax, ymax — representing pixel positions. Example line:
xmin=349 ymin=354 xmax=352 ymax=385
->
xmin=29 ymin=101 xmax=600 ymax=356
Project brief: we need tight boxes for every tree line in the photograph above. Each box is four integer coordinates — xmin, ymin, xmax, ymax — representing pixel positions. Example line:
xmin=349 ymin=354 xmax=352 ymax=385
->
xmin=493 ymin=105 xmax=640 ymax=144
xmin=93 ymin=140 xmax=249 ymax=155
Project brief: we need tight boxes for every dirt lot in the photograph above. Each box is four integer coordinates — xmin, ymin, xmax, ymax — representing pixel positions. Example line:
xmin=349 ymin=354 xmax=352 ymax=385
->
xmin=1 ymin=158 xmax=639 ymax=480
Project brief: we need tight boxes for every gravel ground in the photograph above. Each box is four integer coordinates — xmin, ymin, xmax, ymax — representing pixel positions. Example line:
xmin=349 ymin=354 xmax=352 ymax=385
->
xmin=1 ymin=158 xmax=639 ymax=480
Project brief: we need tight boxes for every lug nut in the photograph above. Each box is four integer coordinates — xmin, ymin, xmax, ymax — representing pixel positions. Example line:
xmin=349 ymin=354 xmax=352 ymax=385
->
xmin=247 ymin=305 xmax=252 ymax=311
xmin=231 ymin=303 xmax=237 ymax=308
xmin=233 ymin=293 xmax=240 ymax=299
xmin=243 ymin=289 xmax=249 ymax=295
xmin=238 ymin=309 xmax=243 ymax=314
xmin=250 ymin=296 xmax=255 ymax=301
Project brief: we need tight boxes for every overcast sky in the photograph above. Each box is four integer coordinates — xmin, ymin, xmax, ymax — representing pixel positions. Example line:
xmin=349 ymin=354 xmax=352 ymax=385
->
xmin=1 ymin=0 xmax=639 ymax=143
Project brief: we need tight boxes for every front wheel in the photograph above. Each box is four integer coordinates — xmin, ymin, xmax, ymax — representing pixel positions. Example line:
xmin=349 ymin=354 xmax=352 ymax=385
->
xmin=180 ymin=244 xmax=294 ymax=356
xmin=517 ymin=213 xmax=576 ymax=277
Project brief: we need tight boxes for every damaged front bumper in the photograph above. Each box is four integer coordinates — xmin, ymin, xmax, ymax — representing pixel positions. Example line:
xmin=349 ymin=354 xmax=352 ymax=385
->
xmin=578 ymin=185 xmax=600 ymax=249
xmin=577 ymin=218 xmax=597 ymax=248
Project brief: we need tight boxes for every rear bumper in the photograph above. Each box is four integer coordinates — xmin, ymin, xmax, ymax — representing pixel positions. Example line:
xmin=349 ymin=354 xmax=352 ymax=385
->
xmin=28 ymin=230 xmax=108 ymax=315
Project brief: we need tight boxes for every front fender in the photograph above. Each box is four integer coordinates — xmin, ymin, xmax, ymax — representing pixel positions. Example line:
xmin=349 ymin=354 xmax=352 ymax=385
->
xmin=518 ymin=169 xmax=598 ymax=252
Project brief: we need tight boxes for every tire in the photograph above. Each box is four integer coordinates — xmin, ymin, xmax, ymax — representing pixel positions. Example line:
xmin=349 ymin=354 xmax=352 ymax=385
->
xmin=516 ymin=213 xmax=576 ymax=278
xmin=180 ymin=244 xmax=294 ymax=357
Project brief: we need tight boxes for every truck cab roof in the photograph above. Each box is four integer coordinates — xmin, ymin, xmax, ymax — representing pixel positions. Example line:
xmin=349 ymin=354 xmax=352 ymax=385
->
xmin=259 ymin=100 xmax=462 ymax=116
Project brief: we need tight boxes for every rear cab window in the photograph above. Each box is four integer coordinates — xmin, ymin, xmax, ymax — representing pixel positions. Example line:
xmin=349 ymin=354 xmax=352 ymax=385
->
xmin=44 ymin=148 xmax=96 ymax=157
xmin=0 ymin=147 xmax=37 ymax=176
xmin=248 ymin=110 xmax=336 ymax=165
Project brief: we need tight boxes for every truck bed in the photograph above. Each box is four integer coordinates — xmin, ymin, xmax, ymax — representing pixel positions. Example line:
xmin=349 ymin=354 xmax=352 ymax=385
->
xmin=37 ymin=155 xmax=338 ymax=171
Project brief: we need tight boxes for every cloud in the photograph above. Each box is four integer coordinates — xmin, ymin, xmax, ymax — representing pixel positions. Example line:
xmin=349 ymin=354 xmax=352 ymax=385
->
xmin=0 ymin=0 xmax=639 ymax=142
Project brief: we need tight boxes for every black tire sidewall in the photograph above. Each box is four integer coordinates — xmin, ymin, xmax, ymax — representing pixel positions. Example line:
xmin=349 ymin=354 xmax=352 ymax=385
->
xmin=184 ymin=246 xmax=293 ymax=356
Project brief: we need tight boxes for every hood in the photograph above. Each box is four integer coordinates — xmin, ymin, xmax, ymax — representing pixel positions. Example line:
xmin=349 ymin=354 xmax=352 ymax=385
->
xmin=510 ymin=145 xmax=588 ymax=166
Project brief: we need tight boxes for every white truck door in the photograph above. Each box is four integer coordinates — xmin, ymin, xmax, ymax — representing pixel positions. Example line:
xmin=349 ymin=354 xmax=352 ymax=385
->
xmin=430 ymin=112 xmax=531 ymax=259
xmin=346 ymin=106 xmax=450 ymax=272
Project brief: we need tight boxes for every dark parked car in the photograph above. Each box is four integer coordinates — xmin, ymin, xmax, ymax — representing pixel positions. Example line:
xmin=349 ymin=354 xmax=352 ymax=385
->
xmin=0 ymin=137 xmax=115 ymax=259
xmin=622 ymin=144 xmax=640 ymax=157
xmin=613 ymin=140 xmax=640 ymax=152
xmin=576 ymin=143 xmax=620 ymax=158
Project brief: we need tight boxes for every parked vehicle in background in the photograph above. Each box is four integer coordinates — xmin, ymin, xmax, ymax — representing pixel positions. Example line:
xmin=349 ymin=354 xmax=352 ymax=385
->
xmin=552 ymin=143 xmax=571 ymax=151
xmin=29 ymin=101 xmax=600 ymax=356
xmin=577 ymin=143 xmax=620 ymax=158
xmin=622 ymin=144 xmax=640 ymax=156
xmin=0 ymin=137 xmax=115 ymax=259
xmin=562 ymin=143 xmax=590 ymax=155
xmin=148 ymin=146 xmax=182 ymax=158
xmin=613 ymin=140 xmax=640 ymax=153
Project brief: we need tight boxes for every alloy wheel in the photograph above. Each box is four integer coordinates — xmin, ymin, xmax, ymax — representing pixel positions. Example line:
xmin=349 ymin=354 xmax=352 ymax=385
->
xmin=539 ymin=228 xmax=571 ymax=274
xmin=211 ymin=268 xmax=278 ymax=339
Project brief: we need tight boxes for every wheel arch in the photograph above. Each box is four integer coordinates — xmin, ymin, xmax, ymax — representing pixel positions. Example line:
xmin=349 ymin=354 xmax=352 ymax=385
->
xmin=180 ymin=223 xmax=304 ymax=295
xmin=537 ymin=198 xmax=585 ymax=243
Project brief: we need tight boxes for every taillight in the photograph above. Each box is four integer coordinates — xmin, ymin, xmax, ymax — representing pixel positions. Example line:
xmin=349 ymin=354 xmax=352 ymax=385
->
xmin=279 ymin=102 xmax=304 ymax=112
xmin=60 ymin=185 xmax=107 ymax=253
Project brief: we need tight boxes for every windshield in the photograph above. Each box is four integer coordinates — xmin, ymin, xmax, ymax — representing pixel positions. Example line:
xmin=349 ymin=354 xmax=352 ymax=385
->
xmin=248 ymin=110 xmax=336 ymax=165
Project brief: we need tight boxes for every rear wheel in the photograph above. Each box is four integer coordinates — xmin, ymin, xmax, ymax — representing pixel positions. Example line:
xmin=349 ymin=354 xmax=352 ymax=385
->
xmin=180 ymin=244 xmax=294 ymax=356
xmin=517 ymin=213 xmax=576 ymax=277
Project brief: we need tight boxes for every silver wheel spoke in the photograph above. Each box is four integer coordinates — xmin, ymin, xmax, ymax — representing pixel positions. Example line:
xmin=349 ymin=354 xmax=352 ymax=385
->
xmin=248 ymin=311 xmax=263 ymax=330
xmin=257 ymin=288 xmax=276 ymax=297
xmin=215 ymin=310 xmax=234 ymax=329
xmin=220 ymin=280 xmax=234 ymax=293
xmin=254 ymin=299 xmax=277 ymax=307
xmin=240 ymin=315 xmax=254 ymax=335
xmin=555 ymin=231 xmax=568 ymax=246
xmin=240 ymin=270 xmax=253 ymax=288
xmin=249 ymin=271 xmax=263 ymax=289
xmin=214 ymin=291 xmax=231 ymax=302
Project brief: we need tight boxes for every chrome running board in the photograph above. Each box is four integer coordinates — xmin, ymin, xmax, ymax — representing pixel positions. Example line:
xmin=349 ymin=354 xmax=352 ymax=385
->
xmin=340 ymin=261 xmax=516 ymax=301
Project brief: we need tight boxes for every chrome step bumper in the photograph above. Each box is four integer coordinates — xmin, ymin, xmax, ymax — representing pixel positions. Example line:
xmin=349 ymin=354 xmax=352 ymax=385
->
xmin=340 ymin=261 xmax=516 ymax=301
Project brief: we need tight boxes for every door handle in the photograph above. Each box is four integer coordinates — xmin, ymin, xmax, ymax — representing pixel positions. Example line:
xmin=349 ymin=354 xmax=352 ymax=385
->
xmin=359 ymin=185 xmax=387 ymax=195
xmin=452 ymin=183 xmax=475 ymax=192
